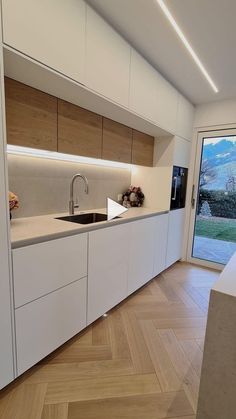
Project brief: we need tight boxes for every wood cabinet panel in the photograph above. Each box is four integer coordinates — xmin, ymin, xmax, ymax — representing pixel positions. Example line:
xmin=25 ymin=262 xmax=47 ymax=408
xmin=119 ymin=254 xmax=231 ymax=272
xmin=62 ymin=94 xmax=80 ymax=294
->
xmin=132 ymin=129 xmax=154 ymax=166
xmin=102 ymin=118 xmax=132 ymax=163
xmin=58 ymin=99 xmax=102 ymax=158
xmin=5 ymin=77 xmax=57 ymax=151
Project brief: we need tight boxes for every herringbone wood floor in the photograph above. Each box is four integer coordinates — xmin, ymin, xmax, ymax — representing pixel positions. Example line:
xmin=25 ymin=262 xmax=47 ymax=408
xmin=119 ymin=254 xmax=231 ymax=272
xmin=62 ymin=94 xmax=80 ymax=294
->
xmin=0 ymin=262 xmax=220 ymax=419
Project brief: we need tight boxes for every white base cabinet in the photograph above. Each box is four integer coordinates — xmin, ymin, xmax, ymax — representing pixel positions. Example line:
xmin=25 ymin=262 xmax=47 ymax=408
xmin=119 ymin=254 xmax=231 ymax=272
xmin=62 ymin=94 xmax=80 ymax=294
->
xmin=153 ymin=213 xmax=169 ymax=276
xmin=87 ymin=224 xmax=129 ymax=324
xmin=13 ymin=234 xmax=87 ymax=308
xmin=127 ymin=217 xmax=156 ymax=294
xmin=15 ymin=277 xmax=87 ymax=375
xmin=165 ymin=208 xmax=185 ymax=268
xmin=12 ymin=211 xmax=186 ymax=379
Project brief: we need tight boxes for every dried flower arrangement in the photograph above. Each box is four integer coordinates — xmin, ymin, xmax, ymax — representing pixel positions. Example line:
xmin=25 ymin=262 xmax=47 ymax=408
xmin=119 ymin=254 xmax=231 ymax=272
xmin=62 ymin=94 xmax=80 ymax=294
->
xmin=122 ymin=186 xmax=144 ymax=208
xmin=9 ymin=191 xmax=19 ymax=218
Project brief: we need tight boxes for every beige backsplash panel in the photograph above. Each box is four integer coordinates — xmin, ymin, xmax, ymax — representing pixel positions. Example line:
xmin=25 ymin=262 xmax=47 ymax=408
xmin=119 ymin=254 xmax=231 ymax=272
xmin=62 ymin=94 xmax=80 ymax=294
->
xmin=8 ymin=155 xmax=131 ymax=218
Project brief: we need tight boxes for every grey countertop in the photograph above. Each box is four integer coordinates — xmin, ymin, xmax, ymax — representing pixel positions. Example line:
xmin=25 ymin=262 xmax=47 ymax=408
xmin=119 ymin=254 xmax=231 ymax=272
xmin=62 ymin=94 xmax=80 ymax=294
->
xmin=11 ymin=207 xmax=168 ymax=249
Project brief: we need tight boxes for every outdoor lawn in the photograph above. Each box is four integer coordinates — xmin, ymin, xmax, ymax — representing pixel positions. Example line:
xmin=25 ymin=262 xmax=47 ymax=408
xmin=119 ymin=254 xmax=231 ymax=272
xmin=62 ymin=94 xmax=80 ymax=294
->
xmin=195 ymin=216 xmax=236 ymax=242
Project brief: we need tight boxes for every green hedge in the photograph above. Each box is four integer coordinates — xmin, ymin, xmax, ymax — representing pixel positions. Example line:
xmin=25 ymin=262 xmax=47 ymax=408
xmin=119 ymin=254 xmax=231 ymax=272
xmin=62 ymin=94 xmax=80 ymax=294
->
xmin=198 ymin=189 xmax=236 ymax=219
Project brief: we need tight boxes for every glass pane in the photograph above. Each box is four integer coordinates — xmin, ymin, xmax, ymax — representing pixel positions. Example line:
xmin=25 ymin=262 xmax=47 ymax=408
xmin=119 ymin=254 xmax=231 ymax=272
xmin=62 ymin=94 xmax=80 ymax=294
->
xmin=192 ymin=135 xmax=236 ymax=265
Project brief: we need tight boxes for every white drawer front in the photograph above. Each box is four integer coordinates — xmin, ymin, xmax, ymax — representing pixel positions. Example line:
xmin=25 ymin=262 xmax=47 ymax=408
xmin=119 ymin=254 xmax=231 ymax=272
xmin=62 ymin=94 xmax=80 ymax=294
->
xmin=13 ymin=234 xmax=87 ymax=308
xmin=15 ymin=277 xmax=87 ymax=375
xmin=128 ymin=217 xmax=156 ymax=295
xmin=88 ymin=223 xmax=129 ymax=324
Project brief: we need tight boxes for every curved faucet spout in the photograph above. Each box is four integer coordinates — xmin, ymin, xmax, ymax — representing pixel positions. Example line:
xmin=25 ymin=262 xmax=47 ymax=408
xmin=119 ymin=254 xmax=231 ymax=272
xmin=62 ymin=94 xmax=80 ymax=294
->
xmin=69 ymin=174 xmax=89 ymax=215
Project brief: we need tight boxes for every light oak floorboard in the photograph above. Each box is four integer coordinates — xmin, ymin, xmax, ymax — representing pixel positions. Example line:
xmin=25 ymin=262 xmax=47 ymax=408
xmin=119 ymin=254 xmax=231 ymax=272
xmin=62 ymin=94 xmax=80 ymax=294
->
xmin=0 ymin=383 xmax=47 ymax=419
xmin=45 ymin=373 xmax=161 ymax=404
xmin=173 ymin=327 xmax=206 ymax=340
xmin=179 ymin=340 xmax=203 ymax=377
xmin=41 ymin=403 xmax=68 ymax=419
xmin=45 ymin=345 xmax=112 ymax=364
xmin=140 ymin=320 xmax=182 ymax=391
xmin=68 ymin=391 xmax=194 ymax=419
xmin=158 ymin=329 xmax=200 ymax=411
xmin=108 ymin=309 xmax=131 ymax=360
xmin=153 ymin=317 xmax=206 ymax=330
xmin=92 ymin=317 xmax=110 ymax=346
xmin=25 ymin=359 xmax=134 ymax=384
xmin=121 ymin=309 xmax=155 ymax=374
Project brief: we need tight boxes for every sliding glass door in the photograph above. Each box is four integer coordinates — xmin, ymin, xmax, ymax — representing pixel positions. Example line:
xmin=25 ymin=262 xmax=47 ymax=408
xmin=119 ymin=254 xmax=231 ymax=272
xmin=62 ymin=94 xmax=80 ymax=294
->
xmin=189 ymin=129 xmax=236 ymax=267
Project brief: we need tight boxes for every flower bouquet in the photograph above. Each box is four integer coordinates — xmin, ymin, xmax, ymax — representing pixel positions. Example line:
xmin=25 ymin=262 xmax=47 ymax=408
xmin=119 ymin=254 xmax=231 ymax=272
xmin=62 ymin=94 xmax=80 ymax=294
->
xmin=9 ymin=191 xmax=19 ymax=219
xmin=122 ymin=186 xmax=144 ymax=208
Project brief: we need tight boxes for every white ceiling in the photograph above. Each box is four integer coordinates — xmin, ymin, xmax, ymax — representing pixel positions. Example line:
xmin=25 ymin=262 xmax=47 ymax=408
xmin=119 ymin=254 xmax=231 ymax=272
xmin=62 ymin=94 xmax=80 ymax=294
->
xmin=87 ymin=0 xmax=236 ymax=105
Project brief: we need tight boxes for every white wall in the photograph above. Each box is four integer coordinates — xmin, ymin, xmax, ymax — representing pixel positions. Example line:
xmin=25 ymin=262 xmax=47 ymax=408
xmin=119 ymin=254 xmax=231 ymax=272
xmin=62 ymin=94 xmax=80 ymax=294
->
xmin=8 ymin=155 xmax=131 ymax=218
xmin=194 ymin=99 xmax=236 ymax=128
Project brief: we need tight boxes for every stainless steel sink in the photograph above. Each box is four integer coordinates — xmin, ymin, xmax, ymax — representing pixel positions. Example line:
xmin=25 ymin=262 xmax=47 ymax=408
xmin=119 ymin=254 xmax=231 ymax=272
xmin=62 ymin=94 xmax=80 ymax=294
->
xmin=55 ymin=212 xmax=120 ymax=224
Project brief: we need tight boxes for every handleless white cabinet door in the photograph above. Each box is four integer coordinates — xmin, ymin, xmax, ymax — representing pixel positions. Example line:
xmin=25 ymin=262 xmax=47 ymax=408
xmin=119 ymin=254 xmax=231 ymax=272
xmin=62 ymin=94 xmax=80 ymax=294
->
xmin=165 ymin=208 xmax=185 ymax=268
xmin=153 ymin=213 xmax=169 ymax=277
xmin=2 ymin=0 xmax=86 ymax=83
xmin=173 ymin=136 xmax=191 ymax=168
xmin=13 ymin=233 xmax=87 ymax=308
xmin=129 ymin=49 xmax=178 ymax=132
xmin=176 ymin=94 xmax=194 ymax=141
xmin=15 ymin=277 xmax=87 ymax=376
xmin=86 ymin=6 xmax=131 ymax=107
xmin=156 ymin=75 xmax=178 ymax=134
xmin=128 ymin=217 xmax=156 ymax=295
xmin=129 ymin=49 xmax=158 ymax=123
xmin=87 ymin=223 xmax=129 ymax=324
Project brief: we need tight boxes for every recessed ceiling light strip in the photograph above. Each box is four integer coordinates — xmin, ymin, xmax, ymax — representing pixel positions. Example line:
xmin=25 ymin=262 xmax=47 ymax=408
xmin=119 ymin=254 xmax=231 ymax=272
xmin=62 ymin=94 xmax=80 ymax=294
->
xmin=156 ymin=0 xmax=219 ymax=93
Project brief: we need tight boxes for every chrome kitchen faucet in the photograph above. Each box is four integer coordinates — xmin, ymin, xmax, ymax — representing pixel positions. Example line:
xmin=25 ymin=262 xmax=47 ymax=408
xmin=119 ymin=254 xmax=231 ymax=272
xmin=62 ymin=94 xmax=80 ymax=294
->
xmin=69 ymin=174 xmax=89 ymax=215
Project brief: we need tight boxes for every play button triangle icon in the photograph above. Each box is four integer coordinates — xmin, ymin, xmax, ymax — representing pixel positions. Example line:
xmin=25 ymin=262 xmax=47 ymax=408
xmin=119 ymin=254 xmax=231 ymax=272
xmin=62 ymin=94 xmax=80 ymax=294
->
xmin=107 ymin=198 xmax=128 ymax=221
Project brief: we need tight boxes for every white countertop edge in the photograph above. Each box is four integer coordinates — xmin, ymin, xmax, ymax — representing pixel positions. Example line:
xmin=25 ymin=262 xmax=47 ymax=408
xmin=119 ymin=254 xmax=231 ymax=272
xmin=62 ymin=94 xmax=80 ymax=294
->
xmin=212 ymin=251 xmax=236 ymax=297
xmin=11 ymin=207 xmax=168 ymax=249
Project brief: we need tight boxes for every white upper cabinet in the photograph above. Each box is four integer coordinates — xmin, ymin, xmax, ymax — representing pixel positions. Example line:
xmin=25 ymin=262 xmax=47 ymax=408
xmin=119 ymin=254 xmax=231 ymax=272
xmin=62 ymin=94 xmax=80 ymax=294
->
xmin=2 ymin=0 xmax=86 ymax=83
xmin=129 ymin=49 xmax=158 ymax=122
xmin=173 ymin=136 xmax=191 ymax=168
xmin=156 ymin=74 xmax=178 ymax=134
xmin=86 ymin=6 xmax=131 ymax=107
xmin=176 ymin=94 xmax=194 ymax=141
xmin=129 ymin=49 xmax=178 ymax=133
